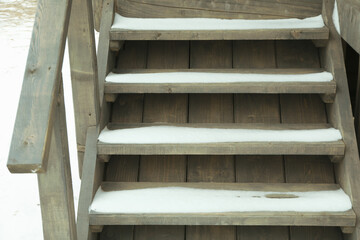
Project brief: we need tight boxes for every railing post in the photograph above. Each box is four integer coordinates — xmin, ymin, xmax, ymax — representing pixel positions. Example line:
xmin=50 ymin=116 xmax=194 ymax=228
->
xmin=68 ymin=0 xmax=100 ymax=177
xmin=37 ymin=76 xmax=77 ymax=239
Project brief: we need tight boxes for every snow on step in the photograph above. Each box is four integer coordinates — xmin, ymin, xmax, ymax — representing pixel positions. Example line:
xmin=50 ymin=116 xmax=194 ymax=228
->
xmin=112 ymin=14 xmax=325 ymax=31
xmin=98 ymin=126 xmax=342 ymax=144
xmin=105 ymin=71 xmax=333 ymax=84
xmin=90 ymin=187 xmax=352 ymax=214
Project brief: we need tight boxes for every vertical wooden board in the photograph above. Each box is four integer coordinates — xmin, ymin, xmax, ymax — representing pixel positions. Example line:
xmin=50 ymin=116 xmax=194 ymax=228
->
xmin=135 ymin=226 xmax=185 ymax=240
xmin=111 ymin=94 xmax=144 ymax=123
xmin=187 ymin=226 xmax=236 ymax=240
xmin=68 ymin=0 xmax=99 ymax=176
xmin=190 ymin=41 xmax=232 ymax=69
xmin=105 ymin=156 xmax=139 ymax=182
xmin=233 ymin=41 xmax=287 ymax=239
xmin=275 ymin=41 xmax=320 ymax=68
xmin=100 ymin=41 xmax=147 ymax=240
xmin=233 ymin=41 xmax=276 ymax=68
xmin=143 ymin=94 xmax=188 ymax=123
xmin=187 ymin=40 xmax=235 ymax=239
xmin=147 ymin=41 xmax=190 ymax=69
xmin=187 ymin=155 xmax=235 ymax=182
xmin=276 ymin=40 xmax=340 ymax=239
xmin=290 ymin=227 xmax=343 ymax=240
xmin=100 ymin=226 xmax=133 ymax=240
xmin=135 ymin=41 xmax=189 ymax=239
xmin=237 ymin=227 xmax=289 ymax=240
xmin=38 ymin=81 xmax=76 ymax=239
xmin=116 ymin=41 xmax=148 ymax=69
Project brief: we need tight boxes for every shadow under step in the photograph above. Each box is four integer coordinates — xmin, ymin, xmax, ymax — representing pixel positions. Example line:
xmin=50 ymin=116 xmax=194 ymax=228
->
xmin=89 ymin=182 xmax=355 ymax=231
xmin=97 ymin=123 xmax=344 ymax=156
xmin=104 ymin=69 xmax=335 ymax=102
xmin=110 ymin=14 xmax=329 ymax=40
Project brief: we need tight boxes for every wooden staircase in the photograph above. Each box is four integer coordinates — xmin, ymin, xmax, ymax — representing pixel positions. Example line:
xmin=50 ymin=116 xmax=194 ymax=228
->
xmin=77 ymin=0 xmax=360 ymax=239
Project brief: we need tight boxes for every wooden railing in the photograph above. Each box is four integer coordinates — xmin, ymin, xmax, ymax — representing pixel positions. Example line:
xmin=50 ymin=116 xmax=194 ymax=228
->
xmin=6 ymin=0 xmax=99 ymax=238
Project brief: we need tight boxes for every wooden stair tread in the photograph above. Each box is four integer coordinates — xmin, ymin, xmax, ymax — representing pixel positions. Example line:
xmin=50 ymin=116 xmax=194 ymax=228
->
xmin=110 ymin=14 xmax=329 ymax=40
xmin=89 ymin=182 xmax=355 ymax=227
xmin=97 ymin=123 xmax=344 ymax=155
xmin=104 ymin=69 xmax=336 ymax=94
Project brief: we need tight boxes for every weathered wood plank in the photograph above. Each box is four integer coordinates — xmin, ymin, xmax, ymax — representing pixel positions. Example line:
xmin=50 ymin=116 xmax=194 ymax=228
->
xmin=88 ymin=182 xmax=355 ymax=227
xmin=89 ymin=211 xmax=356 ymax=227
xmin=100 ymin=41 xmax=148 ymax=239
xmin=68 ymin=0 xmax=99 ymax=176
xmin=7 ymin=0 xmax=71 ymax=173
xmin=134 ymin=40 xmax=189 ymax=240
xmin=104 ymin=69 xmax=336 ymax=96
xmin=97 ymin=126 xmax=345 ymax=156
xmin=37 ymin=80 xmax=76 ymax=239
xmin=337 ymin=0 xmax=360 ymax=54
xmin=110 ymin=28 xmax=329 ymax=41
xmin=187 ymin=40 xmax=235 ymax=240
xmin=116 ymin=0 xmax=322 ymax=19
xmin=233 ymin=40 xmax=288 ymax=240
xmin=99 ymin=181 xmax=343 ymax=191
xmin=77 ymin=127 xmax=104 ymax=240
xmin=321 ymin=0 xmax=360 ymax=238
xmin=276 ymin=38 xmax=340 ymax=238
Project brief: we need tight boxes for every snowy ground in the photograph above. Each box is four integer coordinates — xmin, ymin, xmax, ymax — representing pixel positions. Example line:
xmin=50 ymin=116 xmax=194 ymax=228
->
xmin=0 ymin=0 xmax=80 ymax=239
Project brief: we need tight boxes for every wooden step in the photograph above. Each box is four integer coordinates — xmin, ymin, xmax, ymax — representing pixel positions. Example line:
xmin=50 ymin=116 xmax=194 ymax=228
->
xmin=110 ymin=14 xmax=329 ymax=40
xmin=104 ymin=69 xmax=336 ymax=99
xmin=97 ymin=123 xmax=344 ymax=156
xmin=89 ymin=182 xmax=355 ymax=229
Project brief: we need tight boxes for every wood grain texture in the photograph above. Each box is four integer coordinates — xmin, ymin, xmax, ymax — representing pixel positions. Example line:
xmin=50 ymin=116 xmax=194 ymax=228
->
xmin=110 ymin=28 xmax=329 ymax=41
xmin=337 ymin=0 xmax=360 ymax=54
xmin=104 ymin=68 xmax=336 ymax=95
xmin=90 ymin=211 xmax=356 ymax=227
xmin=187 ymin=40 xmax=235 ymax=240
xmin=77 ymin=127 xmax=104 ymax=240
xmin=37 ymin=81 xmax=76 ymax=239
xmin=321 ymin=0 xmax=360 ymax=238
xmin=100 ymin=41 xmax=148 ymax=240
xmin=116 ymin=0 xmax=322 ymax=19
xmin=68 ymin=0 xmax=99 ymax=176
xmin=7 ymin=0 xmax=71 ymax=173
xmin=233 ymin=40 xmax=288 ymax=239
xmin=135 ymin=40 xmax=188 ymax=240
xmin=277 ymin=39 xmax=341 ymax=239
xmin=88 ymin=182 xmax=356 ymax=227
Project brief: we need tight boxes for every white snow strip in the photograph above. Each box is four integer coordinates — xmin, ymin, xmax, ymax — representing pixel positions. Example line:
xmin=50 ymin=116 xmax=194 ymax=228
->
xmin=98 ymin=126 xmax=342 ymax=144
xmin=90 ymin=187 xmax=352 ymax=213
xmin=106 ymin=71 xmax=333 ymax=84
xmin=333 ymin=0 xmax=341 ymax=35
xmin=112 ymin=14 xmax=325 ymax=31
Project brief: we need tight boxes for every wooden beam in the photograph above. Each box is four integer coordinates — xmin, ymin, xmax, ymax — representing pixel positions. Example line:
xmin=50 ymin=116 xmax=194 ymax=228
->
xmin=110 ymin=28 xmax=329 ymax=41
xmin=76 ymin=127 xmax=104 ymax=240
xmin=337 ymin=0 xmax=360 ymax=54
xmin=7 ymin=0 xmax=71 ymax=173
xmin=68 ymin=0 xmax=100 ymax=175
xmin=38 ymin=78 xmax=76 ymax=239
xmin=321 ymin=0 xmax=360 ymax=238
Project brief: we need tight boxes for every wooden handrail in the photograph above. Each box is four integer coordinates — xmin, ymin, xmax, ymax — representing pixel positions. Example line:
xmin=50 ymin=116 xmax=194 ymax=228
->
xmin=6 ymin=0 xmax=78 ymax=238
xmin=7 ymin=0 xmax=72 ymax=173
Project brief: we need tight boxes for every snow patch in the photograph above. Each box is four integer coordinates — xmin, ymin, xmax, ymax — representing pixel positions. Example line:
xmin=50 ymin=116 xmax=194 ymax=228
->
xmin=112 ymin=14 xmax=325 ymax=31
xmin=98 ymin=126 xmax=342 ymax=144
xmin=333 ymin=0 xmax=341 ymax=35
xmin=106 ymin=71 xmax=333 ymax=84
xmin=90 ymin=187 xmax=352 ymax=213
